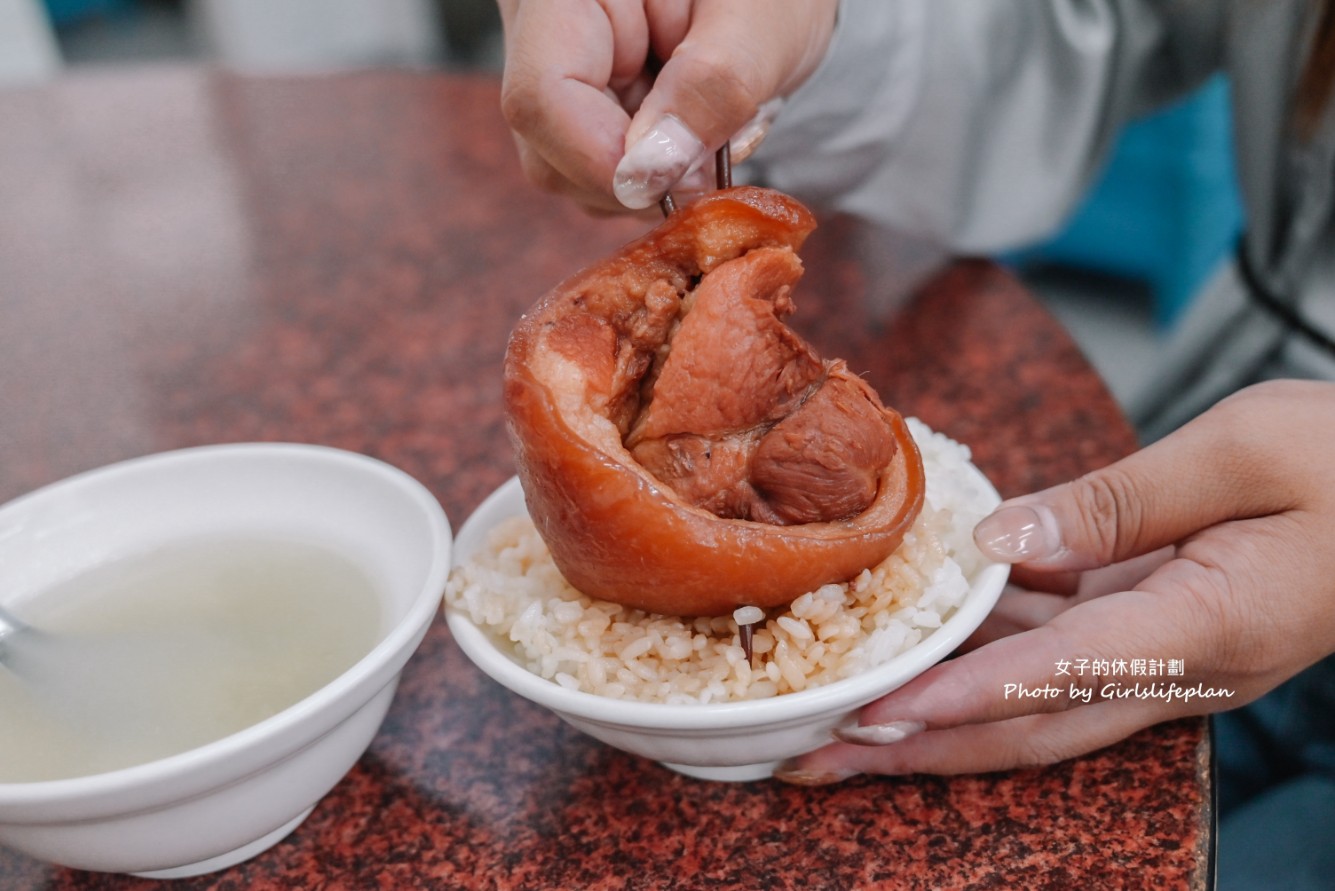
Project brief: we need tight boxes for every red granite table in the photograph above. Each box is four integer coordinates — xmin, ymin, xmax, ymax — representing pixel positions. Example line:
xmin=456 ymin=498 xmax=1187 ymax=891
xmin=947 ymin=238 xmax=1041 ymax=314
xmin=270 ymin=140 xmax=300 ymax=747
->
xmin=0 ymin=68 xmax=1211 ymax=890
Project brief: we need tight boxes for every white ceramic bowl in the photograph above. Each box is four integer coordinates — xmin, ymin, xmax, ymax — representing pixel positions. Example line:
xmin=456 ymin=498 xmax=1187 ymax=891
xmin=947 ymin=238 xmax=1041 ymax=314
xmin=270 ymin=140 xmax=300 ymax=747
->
xmin=446 ymin=474 xmax=1008 ymax=783
xmin=0 ymin=444 xmax=451 ymax=878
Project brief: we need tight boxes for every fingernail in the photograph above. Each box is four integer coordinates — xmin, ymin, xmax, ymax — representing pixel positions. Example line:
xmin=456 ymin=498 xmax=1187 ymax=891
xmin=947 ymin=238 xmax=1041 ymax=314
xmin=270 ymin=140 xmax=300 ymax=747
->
xmin=729 ymin=97 xmax=785 ymax=162
xmin=771 ymin=766 xmax=861 ymax=786
xmin=613 ymin=115 xmax=707 ymax=209
xmin=832 ymin=720 xmax=926 ymax=746
xmin=973 ymin=503 xmax=1061 ymax=562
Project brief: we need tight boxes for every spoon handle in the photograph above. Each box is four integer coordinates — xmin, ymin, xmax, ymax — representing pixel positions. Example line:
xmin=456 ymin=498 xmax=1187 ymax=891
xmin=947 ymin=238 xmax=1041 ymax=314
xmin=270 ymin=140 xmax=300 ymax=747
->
xmin=0 ymin=604 xmax=29 ymax=655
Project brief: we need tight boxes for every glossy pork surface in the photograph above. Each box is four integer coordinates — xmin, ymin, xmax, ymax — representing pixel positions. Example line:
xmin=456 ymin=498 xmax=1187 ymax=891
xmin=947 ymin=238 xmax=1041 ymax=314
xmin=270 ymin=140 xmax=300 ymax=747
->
xmin=626 ymin=246 xmax=895 ymax=526
xmin=504 ymin=187 xmax=925 ymax=616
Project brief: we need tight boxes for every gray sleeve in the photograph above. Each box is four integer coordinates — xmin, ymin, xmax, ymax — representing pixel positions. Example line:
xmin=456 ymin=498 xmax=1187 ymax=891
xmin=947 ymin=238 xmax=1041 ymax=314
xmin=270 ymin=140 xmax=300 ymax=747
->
xmin=748 ymin=0 xmax=1224 ymax=252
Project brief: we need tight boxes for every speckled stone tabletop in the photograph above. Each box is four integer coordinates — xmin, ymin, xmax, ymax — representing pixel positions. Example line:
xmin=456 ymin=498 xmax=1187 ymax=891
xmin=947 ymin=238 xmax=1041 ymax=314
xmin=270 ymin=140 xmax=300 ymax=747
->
xmin=0 ymin=69 xmax=1211 ymax=890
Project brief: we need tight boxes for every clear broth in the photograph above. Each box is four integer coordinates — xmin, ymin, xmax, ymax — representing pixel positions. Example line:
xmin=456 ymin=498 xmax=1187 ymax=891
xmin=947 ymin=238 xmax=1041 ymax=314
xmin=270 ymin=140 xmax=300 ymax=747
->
xmin=0 ymin=536 xmax=382 ymax=783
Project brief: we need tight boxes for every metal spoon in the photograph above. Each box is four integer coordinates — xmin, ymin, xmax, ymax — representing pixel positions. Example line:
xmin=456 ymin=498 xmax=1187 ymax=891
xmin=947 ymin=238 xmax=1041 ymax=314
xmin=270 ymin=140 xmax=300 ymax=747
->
xmin=0 ymin=603 xmax=36 ymax=667
xmin=0 ymin=600 xmax=194 ymax=722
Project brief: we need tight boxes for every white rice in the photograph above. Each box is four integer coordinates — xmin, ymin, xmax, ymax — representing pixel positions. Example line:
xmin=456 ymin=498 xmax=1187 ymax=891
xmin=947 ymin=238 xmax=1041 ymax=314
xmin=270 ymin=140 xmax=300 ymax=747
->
xmin=445 ymin=419 xmax=998 ymax=703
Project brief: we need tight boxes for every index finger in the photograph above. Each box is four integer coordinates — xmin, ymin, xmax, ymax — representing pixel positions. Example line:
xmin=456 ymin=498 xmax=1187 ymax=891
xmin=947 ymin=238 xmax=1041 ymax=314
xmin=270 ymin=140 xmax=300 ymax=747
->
xmin=500 ymin=0 xmax=649 ymax=200
xmin=975 ymin=387 xmax=1307 ymax=574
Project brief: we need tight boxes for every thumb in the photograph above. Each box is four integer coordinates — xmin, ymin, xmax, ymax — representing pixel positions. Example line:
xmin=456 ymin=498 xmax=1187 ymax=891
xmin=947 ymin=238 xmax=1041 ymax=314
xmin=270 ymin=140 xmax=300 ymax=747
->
xmin=972 ymin=406 xmax=1288 ymax=572
xmin=612 ymin=1 xmax=835 ymax=209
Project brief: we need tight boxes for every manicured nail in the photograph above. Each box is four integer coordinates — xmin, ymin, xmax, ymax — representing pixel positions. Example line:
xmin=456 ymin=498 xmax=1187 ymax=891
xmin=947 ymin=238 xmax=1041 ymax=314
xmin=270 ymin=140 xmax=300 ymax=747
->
xmin=973 ymin=503 xmax=1061 ymax=562
xmin=729 ymin=98 xmax=785 ymax=161
xmin=832 ymin=720 xmax=926 ymax=746
xmin=613 ymin=115 xmax=707 ymax=209
xmin=771 ymin=766 xmax=861 ymax=786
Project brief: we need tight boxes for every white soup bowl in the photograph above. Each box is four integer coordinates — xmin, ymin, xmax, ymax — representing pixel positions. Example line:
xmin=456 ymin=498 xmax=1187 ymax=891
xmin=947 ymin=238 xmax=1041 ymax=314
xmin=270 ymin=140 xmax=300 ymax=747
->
xmin=0 ymin=444 xmax=451 ymax=878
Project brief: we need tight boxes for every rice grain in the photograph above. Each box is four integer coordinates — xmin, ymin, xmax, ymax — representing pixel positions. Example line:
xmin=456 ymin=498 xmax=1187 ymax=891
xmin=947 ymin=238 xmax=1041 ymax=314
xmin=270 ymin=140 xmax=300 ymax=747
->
xmin=445 ymin=419 xmax=996 ymax=703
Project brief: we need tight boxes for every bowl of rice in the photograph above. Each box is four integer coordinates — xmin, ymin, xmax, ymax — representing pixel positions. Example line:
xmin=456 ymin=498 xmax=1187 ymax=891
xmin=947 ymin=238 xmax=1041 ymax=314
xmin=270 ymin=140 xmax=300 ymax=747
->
xmin=444 ymin=419 xmax=1007 ymax=781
